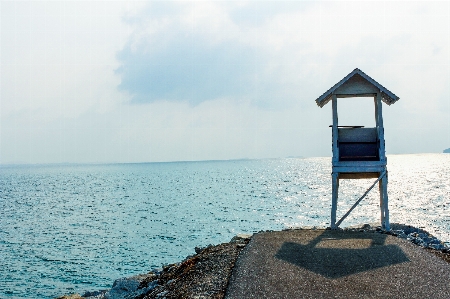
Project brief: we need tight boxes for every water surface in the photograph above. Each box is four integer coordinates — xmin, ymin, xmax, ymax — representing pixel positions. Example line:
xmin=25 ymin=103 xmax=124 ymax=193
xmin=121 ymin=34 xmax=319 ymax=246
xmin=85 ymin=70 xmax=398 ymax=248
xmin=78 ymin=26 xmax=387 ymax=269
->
xmin=0 ymin=154 xmax=449 ymax=298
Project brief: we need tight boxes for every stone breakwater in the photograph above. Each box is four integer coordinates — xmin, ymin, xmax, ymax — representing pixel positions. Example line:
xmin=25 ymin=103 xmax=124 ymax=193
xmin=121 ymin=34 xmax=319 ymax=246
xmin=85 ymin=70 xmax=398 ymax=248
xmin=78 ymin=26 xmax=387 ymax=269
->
xmin=56 ymin=224 xmax=449 ymax=299
xmin=339 ymin=223 xmax=450 ymax=251
xmin=56 ymin=234 xmax=251 ymax=299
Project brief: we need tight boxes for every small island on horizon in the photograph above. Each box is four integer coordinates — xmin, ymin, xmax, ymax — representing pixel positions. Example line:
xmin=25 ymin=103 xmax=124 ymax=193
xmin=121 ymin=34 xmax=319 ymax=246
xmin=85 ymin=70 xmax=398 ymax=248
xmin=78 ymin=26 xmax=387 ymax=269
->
xmin=444 ymin=148 xmax=450 ymax=153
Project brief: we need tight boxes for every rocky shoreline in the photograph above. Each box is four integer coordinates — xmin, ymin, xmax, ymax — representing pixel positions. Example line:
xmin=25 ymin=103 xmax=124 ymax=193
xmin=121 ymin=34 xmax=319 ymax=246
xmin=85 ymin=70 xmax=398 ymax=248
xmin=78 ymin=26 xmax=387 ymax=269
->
xmin=56 ymin=223 xmax=450 ymax=299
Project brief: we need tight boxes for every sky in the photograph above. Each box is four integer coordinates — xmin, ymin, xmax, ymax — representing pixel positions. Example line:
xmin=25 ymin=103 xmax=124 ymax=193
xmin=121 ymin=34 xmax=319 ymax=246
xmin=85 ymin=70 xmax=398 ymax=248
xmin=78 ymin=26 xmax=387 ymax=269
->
xmin=1 ymin=1 xmax=449 ymax=164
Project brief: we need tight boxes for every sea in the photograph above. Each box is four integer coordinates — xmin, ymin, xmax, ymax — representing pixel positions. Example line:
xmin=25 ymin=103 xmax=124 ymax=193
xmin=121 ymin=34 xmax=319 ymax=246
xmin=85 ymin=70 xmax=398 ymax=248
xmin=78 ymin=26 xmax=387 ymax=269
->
xmin=1 ymin=153 xmax=449 ymax=299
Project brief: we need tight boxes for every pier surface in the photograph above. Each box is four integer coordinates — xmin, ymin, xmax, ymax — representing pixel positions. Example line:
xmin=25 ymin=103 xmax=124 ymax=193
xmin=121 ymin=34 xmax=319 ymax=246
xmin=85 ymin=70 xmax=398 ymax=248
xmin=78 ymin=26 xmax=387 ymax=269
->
xmin=225 ymin=229 xmax=450 ymax=299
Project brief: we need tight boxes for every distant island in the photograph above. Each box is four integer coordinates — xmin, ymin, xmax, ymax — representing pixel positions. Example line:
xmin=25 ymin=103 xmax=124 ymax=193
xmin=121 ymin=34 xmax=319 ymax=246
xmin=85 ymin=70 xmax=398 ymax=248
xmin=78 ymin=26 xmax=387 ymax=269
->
xmin=444 ymin=148 xmax=450 ymax=153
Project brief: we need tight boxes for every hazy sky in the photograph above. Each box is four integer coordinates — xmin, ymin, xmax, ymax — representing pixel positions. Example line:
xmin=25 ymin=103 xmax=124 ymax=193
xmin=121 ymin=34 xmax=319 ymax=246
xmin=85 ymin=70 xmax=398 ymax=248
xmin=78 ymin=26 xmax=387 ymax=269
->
xmin=1 ymin=1 xmax=449 ymax=164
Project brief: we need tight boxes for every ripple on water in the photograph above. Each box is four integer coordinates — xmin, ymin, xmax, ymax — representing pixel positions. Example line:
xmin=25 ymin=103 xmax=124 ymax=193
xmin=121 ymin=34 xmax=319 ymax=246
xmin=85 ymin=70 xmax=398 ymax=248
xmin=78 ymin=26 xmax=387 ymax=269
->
xmin=0 ymin=154 xmax=449 ymax=298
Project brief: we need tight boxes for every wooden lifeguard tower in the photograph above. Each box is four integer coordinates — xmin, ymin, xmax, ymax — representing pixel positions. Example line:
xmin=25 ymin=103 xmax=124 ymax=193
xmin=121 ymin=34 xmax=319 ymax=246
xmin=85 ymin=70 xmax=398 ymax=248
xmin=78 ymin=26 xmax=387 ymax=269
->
xmin=316 ymin=68 xmax=399 ymax=230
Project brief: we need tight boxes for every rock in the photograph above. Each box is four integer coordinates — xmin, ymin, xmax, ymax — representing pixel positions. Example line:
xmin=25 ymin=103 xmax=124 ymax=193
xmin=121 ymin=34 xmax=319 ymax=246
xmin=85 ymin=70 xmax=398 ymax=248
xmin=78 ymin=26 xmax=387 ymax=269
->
xmin=429 ymin=244 xmax=445 ymax=250
xmin=391 ymin=229 xmax=407 ymax=238
xmin=103 ymin=273 xmax=157 ymax=299
xmin=194 ymin=244 xmax=214 ymax=254
xmin=230 ymin=234 xmax=252 ymax=243
xmin=361 ymin=223 xmax=372 ymax=230
xmin=429 ymin=238 xmax=441 ymax=245
xmin=55 ymin=295 xmax=83 ymax=299
xmin=418 ymin=233 xmax=428 ymax=239
xmin=140 ymin=240 xmax=248 ymax=298
xmin=56 ymin=224 xmax=449 ymax=299
xmin=82 ymin=290 xmax=108 ymax=298
xmin=106 ymin=277 xmax=140 ymax=299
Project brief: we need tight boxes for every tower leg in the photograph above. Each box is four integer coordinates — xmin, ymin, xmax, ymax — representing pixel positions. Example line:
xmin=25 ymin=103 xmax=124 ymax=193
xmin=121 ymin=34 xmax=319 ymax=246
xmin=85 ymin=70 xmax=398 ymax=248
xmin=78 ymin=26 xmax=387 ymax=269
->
xmin=379 ymin=170 xmax=390 ymax=230
xmin=331 ymin=172 xmax=339 ymax=229
xmin=383 ymin=171 xmax=390 ymax=231
xmin=379 ymin=178 xmax=385 ymax=228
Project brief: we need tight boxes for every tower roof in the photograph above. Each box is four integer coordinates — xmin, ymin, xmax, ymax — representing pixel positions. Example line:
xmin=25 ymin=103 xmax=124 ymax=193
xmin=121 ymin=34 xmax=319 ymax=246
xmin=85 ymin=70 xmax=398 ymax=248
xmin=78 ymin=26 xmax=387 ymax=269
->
xmin=315 ymin=68 xmax=400 ymax=108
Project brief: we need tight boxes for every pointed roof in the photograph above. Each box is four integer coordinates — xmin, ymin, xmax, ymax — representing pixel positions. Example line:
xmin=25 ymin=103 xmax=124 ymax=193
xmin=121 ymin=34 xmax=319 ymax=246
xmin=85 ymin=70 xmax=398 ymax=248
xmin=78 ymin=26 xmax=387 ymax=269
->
xmin=315 ymin=68 xmax=400 ymax=108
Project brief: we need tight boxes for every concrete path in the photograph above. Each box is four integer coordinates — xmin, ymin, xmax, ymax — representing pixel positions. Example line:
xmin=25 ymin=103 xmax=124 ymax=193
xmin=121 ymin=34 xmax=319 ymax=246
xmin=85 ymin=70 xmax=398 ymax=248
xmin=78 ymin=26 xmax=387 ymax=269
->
xmin=225 ymin=229 xmax=450 ymax=298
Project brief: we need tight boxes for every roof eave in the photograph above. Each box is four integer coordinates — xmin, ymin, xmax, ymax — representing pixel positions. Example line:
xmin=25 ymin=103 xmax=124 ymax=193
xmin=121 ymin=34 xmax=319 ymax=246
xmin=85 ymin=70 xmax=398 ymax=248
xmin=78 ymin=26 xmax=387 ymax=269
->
xmin=315 ymin=68 xmax=400 ymax=108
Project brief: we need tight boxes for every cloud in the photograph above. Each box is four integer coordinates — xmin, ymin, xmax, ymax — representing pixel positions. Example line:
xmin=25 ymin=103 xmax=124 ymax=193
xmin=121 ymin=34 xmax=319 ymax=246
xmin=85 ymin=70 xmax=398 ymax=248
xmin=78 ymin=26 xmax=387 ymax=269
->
xmin=117 ymin=35 xmax=259 ymax=105
xmin=116 ymin=2 xmax=322 ymax=107
xmin=1 ymin=1 xmax=449 ymax=164
xmin=0 ymin=1 xmax=133 ymax=119
xmin=116 ymin=1 xmax=450 ymax=109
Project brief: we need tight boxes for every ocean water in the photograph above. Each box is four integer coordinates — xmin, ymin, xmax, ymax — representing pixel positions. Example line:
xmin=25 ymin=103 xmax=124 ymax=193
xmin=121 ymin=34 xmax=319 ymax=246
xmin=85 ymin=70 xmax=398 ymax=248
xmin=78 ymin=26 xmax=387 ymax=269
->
xmin=0 ymin=154 xmax=449 ymax=298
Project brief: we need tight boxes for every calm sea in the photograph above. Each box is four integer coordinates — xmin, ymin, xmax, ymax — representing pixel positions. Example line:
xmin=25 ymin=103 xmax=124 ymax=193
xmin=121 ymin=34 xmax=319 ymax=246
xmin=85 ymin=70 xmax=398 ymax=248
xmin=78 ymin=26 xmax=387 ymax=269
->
xmin=1 ymin=154 xmax=449 ymax=298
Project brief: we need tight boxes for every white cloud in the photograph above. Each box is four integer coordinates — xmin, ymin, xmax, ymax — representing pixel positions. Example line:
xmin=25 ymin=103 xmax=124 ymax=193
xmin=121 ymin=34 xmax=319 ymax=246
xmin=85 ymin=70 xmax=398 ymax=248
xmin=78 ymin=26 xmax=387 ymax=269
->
xmin=1 ymin=1 xmax=449 ymax=164
xmin=1 ymin=1 xmax=136 ymax=119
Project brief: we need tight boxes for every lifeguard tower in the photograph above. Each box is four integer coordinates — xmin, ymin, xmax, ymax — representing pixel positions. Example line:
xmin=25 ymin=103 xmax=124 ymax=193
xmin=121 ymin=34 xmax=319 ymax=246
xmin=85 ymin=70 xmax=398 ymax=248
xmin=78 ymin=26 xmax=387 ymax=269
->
xmin=316 ymin=68 xmax=399 ymax=230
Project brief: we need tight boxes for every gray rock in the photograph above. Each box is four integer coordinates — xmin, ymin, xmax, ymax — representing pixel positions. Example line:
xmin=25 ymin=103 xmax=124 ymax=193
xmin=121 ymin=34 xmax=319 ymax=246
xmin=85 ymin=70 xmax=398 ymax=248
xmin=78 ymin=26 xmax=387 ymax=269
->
xmin=430 ymin=243 xmax=445 ymax=250
xmin=361 ymin=223 xmax=372 ymax=230
xmin=230 ymin=234 xmax=252 ymax=243
xmin=429 ymin=238 xmax=441 ymax=245
xmin=104 ymin=273 xmax=157 ymax=299
xmin=82 ymin=290 xmax=108 ymax=298
xmin=105 ymin=277 xmax=139 ymax=299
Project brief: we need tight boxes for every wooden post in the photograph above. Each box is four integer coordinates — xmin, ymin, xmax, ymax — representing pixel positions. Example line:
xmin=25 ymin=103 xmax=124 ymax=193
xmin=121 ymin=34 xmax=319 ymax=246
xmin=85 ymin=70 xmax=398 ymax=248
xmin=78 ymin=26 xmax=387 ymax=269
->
xmin=379 ymin=176 xmax=385 ymax=227
xmin=331 ymin=172 xmax=339 ymax=229
xmin=378 ymin=171 xmax=390 ymax=230
xmin=382 ymin=171 xmax=390 ymax=230
xmin=332 ymin=94 xmax=338 ymax=164
xmin=374 ymin=95 xmax=379 ymax=128
xmin=331 ymin=93 xmax=339 ymax=230
xmin=375 ymin=93 xmax=386 ymax=162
